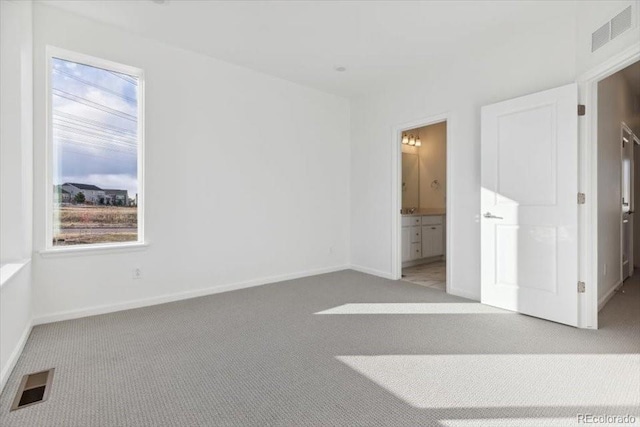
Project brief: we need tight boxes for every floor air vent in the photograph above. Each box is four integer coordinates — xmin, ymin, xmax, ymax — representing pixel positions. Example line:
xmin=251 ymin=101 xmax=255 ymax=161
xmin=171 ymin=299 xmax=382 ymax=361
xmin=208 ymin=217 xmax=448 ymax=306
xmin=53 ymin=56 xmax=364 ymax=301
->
xmin=11 ymin=369 xmax=54 ymax=411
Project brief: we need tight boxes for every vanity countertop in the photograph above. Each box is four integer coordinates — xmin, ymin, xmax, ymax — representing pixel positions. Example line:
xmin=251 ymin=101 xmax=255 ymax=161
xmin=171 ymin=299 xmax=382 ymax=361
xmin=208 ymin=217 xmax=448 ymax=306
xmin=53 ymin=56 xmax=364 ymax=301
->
xmin=402 ymin=208 xmax=446 ymax=217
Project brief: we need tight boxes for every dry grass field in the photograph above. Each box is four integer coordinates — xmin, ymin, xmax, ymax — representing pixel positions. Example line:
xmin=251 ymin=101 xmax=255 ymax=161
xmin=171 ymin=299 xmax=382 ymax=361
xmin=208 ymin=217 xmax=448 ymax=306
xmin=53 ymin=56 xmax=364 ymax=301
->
xmin=53 ymin=205 xmax=137 ymax=246
xmin=57 ymin=205 xmax=137 ymax=227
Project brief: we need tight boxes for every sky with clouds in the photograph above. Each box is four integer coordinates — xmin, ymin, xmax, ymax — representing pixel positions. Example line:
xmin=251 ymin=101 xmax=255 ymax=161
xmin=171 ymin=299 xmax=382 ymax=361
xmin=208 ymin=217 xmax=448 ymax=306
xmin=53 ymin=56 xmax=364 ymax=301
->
xmin=52 ymin=57 xmax=138 ymax=197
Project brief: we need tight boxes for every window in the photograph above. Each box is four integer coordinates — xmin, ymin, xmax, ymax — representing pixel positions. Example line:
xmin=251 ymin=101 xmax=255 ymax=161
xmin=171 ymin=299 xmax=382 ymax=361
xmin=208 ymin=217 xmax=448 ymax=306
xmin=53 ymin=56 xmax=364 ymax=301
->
xmin=47 ymin=48 xmax=144 ymax=249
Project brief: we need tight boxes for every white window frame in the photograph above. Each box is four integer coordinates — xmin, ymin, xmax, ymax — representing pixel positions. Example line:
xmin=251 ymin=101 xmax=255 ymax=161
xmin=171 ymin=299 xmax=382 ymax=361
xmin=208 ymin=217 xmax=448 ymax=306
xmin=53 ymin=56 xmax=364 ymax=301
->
xmin=43 ymin=46 xmax=146 ymax=254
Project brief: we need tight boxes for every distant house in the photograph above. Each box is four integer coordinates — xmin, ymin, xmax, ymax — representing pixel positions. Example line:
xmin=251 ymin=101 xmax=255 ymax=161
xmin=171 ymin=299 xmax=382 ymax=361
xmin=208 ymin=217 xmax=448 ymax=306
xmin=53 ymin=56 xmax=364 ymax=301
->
xmin=104 ymin=189 xmax=128 ymax=206
xmin=53 ymin=185 xmax=71 ymax=203
xmin=61 ymin=183 xmax=105 ymax=204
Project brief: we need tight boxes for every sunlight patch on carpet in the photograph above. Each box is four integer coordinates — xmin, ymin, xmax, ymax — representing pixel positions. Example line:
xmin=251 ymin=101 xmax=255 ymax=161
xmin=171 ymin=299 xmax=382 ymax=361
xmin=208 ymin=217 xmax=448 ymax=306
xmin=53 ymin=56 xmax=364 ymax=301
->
xmin=336 ymin=354 xmax=640 ymax=409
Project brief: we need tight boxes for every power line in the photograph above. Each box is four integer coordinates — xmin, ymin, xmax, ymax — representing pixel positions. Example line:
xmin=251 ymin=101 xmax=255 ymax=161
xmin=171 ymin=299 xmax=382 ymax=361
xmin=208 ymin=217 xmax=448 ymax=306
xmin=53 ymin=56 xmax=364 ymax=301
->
xmin=53 ymin=127 xmax=136 ymax=149
xmin=53 ymin=124 xmax=137 ymax=148
xmin=53 ymin=111 xmax=136 ymax=136
xmin=53 ymin=135 xmax=136 ymax=155
xmin=53 ymin=68 xmax=137 ymax=103
xmin=53 ymin=116 xmax=135 ymax=141
xmin=53 ymin=115 xmax=137 ymax=142
xmin=53 ymin=88 xmax=137 ymax=122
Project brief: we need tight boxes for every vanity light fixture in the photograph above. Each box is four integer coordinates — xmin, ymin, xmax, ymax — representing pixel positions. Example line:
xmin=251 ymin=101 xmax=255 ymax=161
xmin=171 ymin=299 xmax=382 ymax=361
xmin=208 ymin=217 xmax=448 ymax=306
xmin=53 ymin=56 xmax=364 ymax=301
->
xmin=402 ymin=131 xmax=421 ymax=147
xmin=401 ymin=132 xmax=422 ymax=147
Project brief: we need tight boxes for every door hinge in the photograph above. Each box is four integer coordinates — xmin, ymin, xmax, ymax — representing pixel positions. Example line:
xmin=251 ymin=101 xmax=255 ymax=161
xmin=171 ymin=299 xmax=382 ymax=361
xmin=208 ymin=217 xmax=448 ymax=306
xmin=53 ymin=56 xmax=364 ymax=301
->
xmin=578 ymin=192 xmax=586 ymax=204
xmin=578 ymin=281 xmax=586 ymax=293
xmin=578 ymin=105 xmax=586 ymax=116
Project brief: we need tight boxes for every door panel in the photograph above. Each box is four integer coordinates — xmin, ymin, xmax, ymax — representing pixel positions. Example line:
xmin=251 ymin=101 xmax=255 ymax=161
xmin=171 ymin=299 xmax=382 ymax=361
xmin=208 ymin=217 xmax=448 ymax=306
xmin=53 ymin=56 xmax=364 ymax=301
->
xmin=495 ymin=225 xmax=557 ymax=293
xmin=401 ymin=227 xmax=411 ymax=262
xmin=422 ymin=225 xmax=443 ymax=258
xmin=411 ymin=243 xmax=422 ymax=260
xmin=481 ymin=83 xmax=578 ymax=327
xmin=497 ymin=105 xmax=557 ymax=206
xmin=411 ymin=226 xmax=421 ymax=243
xmin=430 ymin=225 xmax=444 ymax=256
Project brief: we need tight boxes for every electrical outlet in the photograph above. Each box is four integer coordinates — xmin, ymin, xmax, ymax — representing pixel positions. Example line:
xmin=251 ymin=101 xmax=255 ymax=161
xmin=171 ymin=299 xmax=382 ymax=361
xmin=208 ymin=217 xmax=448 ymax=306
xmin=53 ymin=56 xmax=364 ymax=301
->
xmin=133 ymin=268 xmax=142 ymax=280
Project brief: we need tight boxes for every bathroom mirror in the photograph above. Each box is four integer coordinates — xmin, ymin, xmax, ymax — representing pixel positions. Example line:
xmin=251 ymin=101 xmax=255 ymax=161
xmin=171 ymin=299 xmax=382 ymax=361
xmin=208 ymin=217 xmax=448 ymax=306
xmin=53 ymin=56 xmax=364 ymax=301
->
xmin=402 ymin=152 xmax=419 ymax=209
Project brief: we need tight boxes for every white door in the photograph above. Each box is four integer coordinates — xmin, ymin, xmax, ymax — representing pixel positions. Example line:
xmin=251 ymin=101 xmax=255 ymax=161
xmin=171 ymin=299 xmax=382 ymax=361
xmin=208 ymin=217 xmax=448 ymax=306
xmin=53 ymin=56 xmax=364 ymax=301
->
xmin=481 ymin=83 xmax=578 ymax=327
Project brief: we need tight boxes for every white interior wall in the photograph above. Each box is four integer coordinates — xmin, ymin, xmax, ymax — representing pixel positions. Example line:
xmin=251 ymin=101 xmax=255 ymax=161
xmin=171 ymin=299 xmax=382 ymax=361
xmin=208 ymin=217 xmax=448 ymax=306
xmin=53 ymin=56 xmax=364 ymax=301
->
xmin=4 ymin=0 xmax=638 ymax=341
xmin=31 ymin=4 xmax=350 ymax=322
xmin=349 ymin=5 xmax=577 ymax=298
xmin=0 ymin=0 xmax=34 ymax=391
xmin=1 ymin=0 xmax=33 ymax=263
xmin=597 ymin=70 xmax=638 ymax=306
xmin=418 ymin=122 xmax=446 ymax=210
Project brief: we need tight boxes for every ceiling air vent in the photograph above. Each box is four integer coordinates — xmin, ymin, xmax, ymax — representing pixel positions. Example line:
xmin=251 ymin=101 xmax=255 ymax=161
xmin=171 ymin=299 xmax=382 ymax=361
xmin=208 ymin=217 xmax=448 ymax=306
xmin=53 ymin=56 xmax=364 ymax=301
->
xmin=592 ymin=4 xmax=635 ymax=52
xmin=611 ymin=6 xmax=633 ymax=40
xmin=592 ymin=22 xmax=610 ymax=52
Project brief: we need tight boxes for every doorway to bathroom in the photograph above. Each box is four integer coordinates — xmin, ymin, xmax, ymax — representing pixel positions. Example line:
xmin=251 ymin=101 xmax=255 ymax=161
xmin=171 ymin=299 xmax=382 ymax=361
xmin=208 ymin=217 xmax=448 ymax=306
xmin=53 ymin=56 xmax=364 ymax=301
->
xmin=398 ymin=120 xmax=448 ymax=291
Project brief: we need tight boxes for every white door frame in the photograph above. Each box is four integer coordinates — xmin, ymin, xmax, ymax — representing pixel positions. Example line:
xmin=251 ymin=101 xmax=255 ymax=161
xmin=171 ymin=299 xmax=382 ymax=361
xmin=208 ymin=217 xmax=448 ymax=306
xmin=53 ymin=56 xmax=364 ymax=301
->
xmin=391 ymin=112 xmax=452 ymax=294
xmin=578 ymin=42 xmax=640 ymax=329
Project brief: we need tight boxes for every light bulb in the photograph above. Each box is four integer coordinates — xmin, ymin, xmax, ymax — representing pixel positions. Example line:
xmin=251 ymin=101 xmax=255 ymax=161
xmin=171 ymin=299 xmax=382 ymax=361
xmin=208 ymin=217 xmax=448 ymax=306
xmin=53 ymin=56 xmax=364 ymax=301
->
xmin=415 ymin=137 xmax=421 ymax=147
xmin=402 ymin=134 xmax=409 ymax=144
xmin=409 ymin=135 xmax=416 ymax=146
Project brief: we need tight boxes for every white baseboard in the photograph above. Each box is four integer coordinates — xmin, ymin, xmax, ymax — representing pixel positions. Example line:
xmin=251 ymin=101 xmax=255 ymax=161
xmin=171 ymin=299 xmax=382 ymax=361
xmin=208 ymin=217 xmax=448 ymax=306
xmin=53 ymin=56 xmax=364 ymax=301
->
xmin=33 ymin=264 xmax=349 ymax=326
xmin=598 ymin=280 xmax=623 ymax=311
xmin=349 ymin=264 xmax=395 ymax=280
xmin=0 ymin=320 xmax=32 ymax=394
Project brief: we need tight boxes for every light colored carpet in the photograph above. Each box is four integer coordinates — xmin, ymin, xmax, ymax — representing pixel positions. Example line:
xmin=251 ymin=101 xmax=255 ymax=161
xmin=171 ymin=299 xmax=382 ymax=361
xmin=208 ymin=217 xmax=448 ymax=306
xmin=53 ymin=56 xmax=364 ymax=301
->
xmin=0 ymin=270 xmax=638 ymax=427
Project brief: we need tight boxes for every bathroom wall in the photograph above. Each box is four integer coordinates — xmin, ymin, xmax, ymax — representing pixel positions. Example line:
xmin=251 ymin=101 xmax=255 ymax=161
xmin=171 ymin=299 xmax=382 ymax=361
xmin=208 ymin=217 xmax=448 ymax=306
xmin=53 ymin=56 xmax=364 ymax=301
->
xmin=400 ymin=122 xmax=447 ymax=210
xmin=418 ymin=122 xmax=447 ymax=210
xmin=401 ymin=152 xmax=420 ymax=209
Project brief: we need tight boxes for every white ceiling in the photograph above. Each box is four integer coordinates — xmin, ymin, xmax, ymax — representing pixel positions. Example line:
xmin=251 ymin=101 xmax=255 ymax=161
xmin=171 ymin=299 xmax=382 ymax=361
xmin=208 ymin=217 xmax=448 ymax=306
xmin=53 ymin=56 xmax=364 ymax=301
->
xmin=41 ymin=0 xmax=577 ymax=98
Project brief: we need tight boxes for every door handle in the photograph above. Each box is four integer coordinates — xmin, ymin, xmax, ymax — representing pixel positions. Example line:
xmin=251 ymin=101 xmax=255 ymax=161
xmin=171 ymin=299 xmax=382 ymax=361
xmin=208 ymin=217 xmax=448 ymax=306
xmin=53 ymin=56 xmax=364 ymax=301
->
xmin=483 ymin=212 xmax=503 ymax=219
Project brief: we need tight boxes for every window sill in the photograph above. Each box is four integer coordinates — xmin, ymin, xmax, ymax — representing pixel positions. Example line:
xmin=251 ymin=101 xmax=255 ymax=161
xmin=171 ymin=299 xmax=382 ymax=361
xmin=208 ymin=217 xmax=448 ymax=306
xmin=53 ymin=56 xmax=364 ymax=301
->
xmin=39 ymin=242 xmax=149 ymax=258
xmin=0 ymin=259 xmax=31 ymax=289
